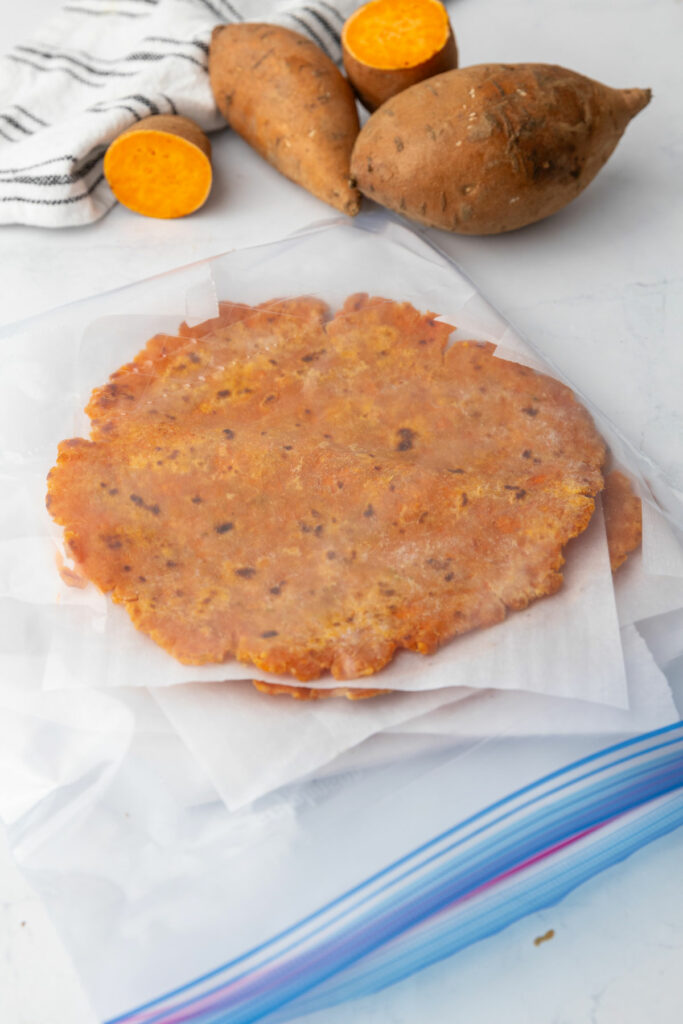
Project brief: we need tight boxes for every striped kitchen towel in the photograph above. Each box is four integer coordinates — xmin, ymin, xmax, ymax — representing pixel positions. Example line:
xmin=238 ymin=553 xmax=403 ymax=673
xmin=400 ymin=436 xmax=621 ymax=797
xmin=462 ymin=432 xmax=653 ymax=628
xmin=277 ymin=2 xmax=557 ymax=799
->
xmin=0 ymin=0 xmax=357 ymax=227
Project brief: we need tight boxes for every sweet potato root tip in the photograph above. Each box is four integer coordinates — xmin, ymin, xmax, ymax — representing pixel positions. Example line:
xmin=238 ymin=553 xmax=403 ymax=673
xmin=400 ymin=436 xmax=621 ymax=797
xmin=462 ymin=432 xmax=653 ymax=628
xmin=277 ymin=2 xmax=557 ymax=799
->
xmin=619 ymin=87 xmax=652 ymax=117
xmin=342 ymin=0 xmax=457 ymax=111
xmin=104 ymin=115 xmax=212 ymax=220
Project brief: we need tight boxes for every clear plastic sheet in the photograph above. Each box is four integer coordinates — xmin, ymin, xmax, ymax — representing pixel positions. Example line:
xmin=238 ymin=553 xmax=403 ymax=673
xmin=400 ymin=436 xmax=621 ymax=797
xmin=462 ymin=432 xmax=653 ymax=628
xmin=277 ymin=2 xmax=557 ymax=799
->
xmin=1 ymin=214 xmax=682 ymax=1024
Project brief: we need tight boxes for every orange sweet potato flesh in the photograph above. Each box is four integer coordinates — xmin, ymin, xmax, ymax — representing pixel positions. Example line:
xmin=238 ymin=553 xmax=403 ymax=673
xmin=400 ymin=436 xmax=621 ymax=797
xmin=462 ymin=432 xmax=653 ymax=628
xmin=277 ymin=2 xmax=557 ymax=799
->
xmin=209 ymin=23 xmax=361 ymax=215
xmin=104 ymin=115 xmax=212 ymax=219
xmin=351 ymin=64 xmax=651 ymax=233
xmin=343 ymin=0 xmax=457 ymax=111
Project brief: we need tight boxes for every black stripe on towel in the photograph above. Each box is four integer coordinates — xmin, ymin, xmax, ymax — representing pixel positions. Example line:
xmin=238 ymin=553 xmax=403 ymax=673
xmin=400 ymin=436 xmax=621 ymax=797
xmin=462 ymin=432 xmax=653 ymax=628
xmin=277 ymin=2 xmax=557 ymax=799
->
xmin=17 ymin=46 xmax=136 ymax=78
xmin=88 ymin=103 xmax=142 ymax=118
xmin=20 ymin=40 xmax=209 ymax=71
xmin=89 ymin=94 xmax=162 ymax=117
xmin=221 ymin=0 xmax=243 ymax=20
xmin=127 ymin=93 xmax=161 ymax=115
xmin=146 ymin=37 xmax=210 ymax=55
xmin=125 ymin=51 xmax=208 ymax=69
xmin=0 ymin=114 xmax=33 ymax=136
xmin=190 ymin=0 xmax=225 ymax=20
xmin=0 ymin=151 xmax=105 ymax=186
xmin=8 ymin=55 xmax=106 ymax=88
xmin=0 ymin=153 xmax=85 ymax=175
xmin=14 ymin=105 xmax=49 ymax=127
xmin=161 ymin=94 xmax=179 ymax=114
xmin=30 ymin=46 xmax=140 ymax=67
xmin=287 ymin=13 xmax=334 ymax=59
xmin=302 ymin=5 xmax=341 ymax=45
xmin=0 ymin=173 xmax=106 ymax=205
xmin=318 ymin=1 xmax=345 ymax=25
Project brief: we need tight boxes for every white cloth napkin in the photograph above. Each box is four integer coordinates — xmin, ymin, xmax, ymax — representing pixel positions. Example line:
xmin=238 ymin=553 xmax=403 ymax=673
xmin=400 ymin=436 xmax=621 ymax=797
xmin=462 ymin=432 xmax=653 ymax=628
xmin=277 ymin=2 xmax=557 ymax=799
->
xmin=0 ymin=0 xmax=357 ymax=227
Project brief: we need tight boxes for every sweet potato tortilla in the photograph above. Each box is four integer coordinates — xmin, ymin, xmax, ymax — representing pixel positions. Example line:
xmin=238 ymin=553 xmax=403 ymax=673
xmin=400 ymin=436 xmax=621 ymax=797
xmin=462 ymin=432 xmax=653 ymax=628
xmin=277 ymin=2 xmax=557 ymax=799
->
xmin=47 ymin=295 xmax=605 ymax=681
xmin=603 ymin=469 xmax=642 ymax=572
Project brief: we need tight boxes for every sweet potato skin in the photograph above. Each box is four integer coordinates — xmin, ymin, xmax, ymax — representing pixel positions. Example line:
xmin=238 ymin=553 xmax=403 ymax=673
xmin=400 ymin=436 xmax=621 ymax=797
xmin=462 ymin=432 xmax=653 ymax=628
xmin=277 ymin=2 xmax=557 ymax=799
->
xmin=209 ymin=23 xmax=361 ymax=215
xmin=351 ymin=63 xmax=651 ymax=234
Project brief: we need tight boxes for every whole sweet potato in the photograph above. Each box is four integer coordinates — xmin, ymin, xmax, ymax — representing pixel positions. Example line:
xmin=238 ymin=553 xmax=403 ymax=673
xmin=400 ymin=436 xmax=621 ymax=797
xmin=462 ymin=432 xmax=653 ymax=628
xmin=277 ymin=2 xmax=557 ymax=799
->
xmin=351 ymin=63 xmax=651 ymax=233
xmin=210 ymin=23 xmax=361 ymax=215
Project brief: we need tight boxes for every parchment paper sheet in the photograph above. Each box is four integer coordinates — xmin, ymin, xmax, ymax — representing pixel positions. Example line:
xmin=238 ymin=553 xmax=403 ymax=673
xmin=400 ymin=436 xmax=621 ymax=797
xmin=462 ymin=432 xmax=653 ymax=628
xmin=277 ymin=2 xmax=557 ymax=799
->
xmin=393 ymin=624 xmax=677 ymax=743
xmin=152 ymin=684 xmax=474 ymax=810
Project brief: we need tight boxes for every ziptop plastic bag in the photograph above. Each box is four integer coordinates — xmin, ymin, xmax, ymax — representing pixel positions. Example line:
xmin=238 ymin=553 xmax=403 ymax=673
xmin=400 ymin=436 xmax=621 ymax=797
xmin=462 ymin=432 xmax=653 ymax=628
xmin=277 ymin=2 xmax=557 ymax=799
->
xmin=3 ymin=691 xmax=683 ymax=1024
xmin=1 ymin=214 xmax=682 ymax=1024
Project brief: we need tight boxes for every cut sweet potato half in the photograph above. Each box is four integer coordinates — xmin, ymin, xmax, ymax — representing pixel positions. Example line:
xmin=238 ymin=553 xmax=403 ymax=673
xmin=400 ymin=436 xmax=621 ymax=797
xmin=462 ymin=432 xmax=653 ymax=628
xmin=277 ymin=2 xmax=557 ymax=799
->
xmin=342 ymin=0 xmax=457 ymax=111
xmin=104 ymin=115 xmax=212 ymax=219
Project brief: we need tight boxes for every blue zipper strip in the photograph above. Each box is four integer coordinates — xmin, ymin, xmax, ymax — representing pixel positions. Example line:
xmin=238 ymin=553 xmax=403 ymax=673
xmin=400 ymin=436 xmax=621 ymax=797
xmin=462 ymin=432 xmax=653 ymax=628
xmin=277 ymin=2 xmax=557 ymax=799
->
xmin=107 ymin=723 xmax=683 ymax=1024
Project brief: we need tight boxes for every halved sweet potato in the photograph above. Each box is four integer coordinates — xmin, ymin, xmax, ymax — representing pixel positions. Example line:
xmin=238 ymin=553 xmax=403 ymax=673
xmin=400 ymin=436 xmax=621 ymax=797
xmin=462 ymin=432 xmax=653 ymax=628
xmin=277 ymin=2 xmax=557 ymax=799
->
xmin=342 ymin=0 xmax=457 ymax=111
xmin=104 ymin=115 xmax=212 ymax=219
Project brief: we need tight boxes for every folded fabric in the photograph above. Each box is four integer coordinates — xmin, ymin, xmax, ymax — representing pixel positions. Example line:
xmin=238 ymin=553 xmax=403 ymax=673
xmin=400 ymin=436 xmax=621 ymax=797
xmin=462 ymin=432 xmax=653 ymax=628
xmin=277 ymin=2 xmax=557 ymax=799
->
xmin=0 ymin=0 xmax=356 ymax=227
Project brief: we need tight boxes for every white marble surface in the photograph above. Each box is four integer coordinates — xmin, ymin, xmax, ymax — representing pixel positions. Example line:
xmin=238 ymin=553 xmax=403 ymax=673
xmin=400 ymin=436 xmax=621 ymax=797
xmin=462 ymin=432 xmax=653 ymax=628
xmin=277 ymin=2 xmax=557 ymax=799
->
xmin=1 ymin=0 xmax=682 ymax=1022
